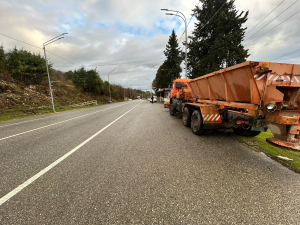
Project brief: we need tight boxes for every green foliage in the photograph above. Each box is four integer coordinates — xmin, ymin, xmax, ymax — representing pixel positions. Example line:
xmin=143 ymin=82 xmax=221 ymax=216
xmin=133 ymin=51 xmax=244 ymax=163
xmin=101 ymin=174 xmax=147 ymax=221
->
xmin=187 ymin=0 xmax=249 ymax=78
xmin=237 ymin=130 xmax=300 ymax=173
xmin=5 ymin=47 xmax=50 ymax=83
xmin=153 ymin=30 xmax=183 ymax=93
xmin=64 ymin=70 xmax=74 ymax=81
xmin=70 ymin=67 xmax=104 ymax=95
xmin=0 ymin=46 xmax=5 ymax=77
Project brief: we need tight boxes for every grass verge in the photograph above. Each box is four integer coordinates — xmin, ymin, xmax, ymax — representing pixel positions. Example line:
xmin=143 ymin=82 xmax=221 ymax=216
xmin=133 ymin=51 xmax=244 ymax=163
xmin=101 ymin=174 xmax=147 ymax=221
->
xmin=0 ymin=103 xmax=109 ymax=122
xmin=235 ymin=130 xmax=300 ymax=173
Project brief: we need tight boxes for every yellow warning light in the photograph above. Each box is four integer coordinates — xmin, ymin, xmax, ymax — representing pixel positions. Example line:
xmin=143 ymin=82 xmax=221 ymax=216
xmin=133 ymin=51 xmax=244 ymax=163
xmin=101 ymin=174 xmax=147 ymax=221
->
xmin=261 ymin=61 xmax=270 ymax=70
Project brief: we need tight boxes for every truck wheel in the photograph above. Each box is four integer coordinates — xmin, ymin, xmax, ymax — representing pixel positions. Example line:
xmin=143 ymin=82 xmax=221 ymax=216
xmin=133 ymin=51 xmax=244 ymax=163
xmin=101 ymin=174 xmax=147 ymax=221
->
xmin=250 ymin=131 xmax=261 ymax=137
xmin=191 ymin=110 xmax=205 ymax=135
xmin=182 ymin=108 xmax=192 ymax=127
xmin=169 ymin=105 xmax=175 ymax=116
xmin=232 ymin=127 xmax=261 ymax=137
xmin=232 ymin=127 xmax=244 ymax=135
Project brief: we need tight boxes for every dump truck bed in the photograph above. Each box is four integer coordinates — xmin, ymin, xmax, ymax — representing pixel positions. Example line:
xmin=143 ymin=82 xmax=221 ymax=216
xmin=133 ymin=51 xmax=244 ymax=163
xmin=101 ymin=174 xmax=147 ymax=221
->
xmin=187 ymin=61 xmax=300 ymax=150
xmin=188 ymin=61 xmax=300 ymax=104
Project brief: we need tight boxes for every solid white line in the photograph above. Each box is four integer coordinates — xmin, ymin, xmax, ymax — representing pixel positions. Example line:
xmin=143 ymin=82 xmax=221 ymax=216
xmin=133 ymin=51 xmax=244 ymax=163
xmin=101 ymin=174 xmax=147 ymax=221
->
xmin=0 ymin=102 xmax=128 ymax=128
xmin=0 ymin=104 xmax=127 ymax=142
xmin=0 ymin=102 xmax=141 ymax=206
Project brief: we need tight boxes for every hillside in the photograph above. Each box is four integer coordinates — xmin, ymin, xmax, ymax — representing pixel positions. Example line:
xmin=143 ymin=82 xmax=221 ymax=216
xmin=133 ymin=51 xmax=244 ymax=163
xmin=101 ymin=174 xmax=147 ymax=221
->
xmin=0 ymin=46 xmax=149 ymax=121
xmin=0 ymin=76 xmax=117 ymax=121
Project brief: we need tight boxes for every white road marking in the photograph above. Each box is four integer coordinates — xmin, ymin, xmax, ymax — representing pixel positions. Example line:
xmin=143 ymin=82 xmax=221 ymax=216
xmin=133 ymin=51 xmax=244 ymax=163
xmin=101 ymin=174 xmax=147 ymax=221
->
xmin=0 ymin=102 xmax=141 ymax=206
xmin=0 ymin=104 xmax=128 ymax=141
xmin=0 ymin=102 xmax=128 ymax=128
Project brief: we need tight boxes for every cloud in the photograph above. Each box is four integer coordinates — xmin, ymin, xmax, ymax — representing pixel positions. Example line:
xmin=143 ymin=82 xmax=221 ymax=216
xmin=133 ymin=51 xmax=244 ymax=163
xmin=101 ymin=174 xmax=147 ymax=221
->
xmin=1 ymin=0 xmax=300 ymax=91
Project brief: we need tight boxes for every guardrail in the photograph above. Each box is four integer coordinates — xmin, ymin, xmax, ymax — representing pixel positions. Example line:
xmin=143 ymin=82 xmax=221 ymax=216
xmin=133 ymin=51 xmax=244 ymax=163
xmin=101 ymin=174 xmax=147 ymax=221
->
xmin=70 ymin=100 xmax=98 ymax=108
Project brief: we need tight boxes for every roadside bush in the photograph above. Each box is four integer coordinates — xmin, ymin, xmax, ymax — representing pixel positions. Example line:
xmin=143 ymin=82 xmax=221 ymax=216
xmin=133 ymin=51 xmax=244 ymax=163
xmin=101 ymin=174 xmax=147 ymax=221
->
xmin=5 ymin=47 xmax=51 ymax=84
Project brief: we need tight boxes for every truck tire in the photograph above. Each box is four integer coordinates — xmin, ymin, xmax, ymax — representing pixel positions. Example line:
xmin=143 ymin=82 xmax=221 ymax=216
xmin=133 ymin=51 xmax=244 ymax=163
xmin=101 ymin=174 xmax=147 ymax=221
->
xmin=250 ymin=131 xmax=261 ymax=137
xmin=232 ymin=127 xmax=261 ymax=137
xmin=191 ymin=110 xmax=205 ymax=135
xmin=169 ymin=105 xmax=175 ymax=116
xmin=182 ymin=108 xmax=192 ymax=127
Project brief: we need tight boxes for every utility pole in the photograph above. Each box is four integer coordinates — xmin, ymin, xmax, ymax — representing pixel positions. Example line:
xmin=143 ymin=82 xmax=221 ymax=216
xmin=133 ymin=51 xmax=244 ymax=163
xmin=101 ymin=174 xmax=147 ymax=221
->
xmin=43 ymin=33 xmax=67 ymax=112
xmin=108 ymin=68 xmax=116 ymax=103
xmin=162 ymin=9 xmax=187 ymax=78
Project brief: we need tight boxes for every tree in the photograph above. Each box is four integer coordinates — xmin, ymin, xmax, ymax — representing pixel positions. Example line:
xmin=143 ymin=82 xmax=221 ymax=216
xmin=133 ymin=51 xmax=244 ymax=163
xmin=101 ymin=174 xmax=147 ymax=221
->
xmin=5 ymin=47 xmax=50 ymax=83
xmin=0 ymin=46 xmax=4 ymax=77
xmin=70 ymin=67 xmax=104 ymax=95
xmin=64 ymin=70 xmax=74 ymax=81
xmin=153 ymin=30 xmax=183 ymax=93
xmin=187 ymin=0 xmax=249 ymax=78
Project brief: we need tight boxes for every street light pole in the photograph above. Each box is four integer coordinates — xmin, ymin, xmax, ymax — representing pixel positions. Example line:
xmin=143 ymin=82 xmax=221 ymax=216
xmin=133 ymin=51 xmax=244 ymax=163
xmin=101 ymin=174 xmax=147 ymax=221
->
xmin=162 ymin=9 xmax=188 ymax=79
xmin=108 ymin=68 xmax=116 ymax=103
xmin=43 ymin=33 xmax=67 ymax=112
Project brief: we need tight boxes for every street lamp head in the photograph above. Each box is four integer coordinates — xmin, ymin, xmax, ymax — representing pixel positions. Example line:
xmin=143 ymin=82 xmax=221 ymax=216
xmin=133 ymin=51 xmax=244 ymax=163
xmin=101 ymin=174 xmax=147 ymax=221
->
xmin=166 ymin=13 xmax=174 ymax=15
xmin=62 ymin=33 xmax=68 ymax=35
xmin=161 ymin=9 xmax=168 ymax=11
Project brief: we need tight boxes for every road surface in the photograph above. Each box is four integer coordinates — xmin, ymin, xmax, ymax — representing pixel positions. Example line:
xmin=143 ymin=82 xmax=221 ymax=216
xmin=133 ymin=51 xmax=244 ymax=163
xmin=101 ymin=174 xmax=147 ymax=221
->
xmin=1 ymin=100 xmax=300 ymax=224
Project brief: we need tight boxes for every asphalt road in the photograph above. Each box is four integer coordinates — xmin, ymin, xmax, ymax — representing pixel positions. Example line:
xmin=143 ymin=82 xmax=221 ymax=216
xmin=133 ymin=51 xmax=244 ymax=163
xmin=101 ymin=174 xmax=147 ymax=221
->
xmin=1 ymin=100 xmax=300 ymax=224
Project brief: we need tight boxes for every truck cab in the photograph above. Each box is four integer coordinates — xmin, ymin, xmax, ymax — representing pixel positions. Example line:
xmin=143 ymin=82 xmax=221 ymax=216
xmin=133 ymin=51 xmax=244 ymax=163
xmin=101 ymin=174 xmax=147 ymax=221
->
xmin=168 ymin=78 xmax=192 ymax=115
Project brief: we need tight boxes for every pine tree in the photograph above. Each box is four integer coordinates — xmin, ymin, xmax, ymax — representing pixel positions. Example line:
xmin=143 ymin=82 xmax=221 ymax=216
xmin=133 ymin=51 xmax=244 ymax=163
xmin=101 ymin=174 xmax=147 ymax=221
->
xmin=153 ymin=29 xmax=182 ymax=93
xmin=0 ymin=45 xmax=5 ymax=77
xmin=187 ymin=0 xmax=249 ymax=78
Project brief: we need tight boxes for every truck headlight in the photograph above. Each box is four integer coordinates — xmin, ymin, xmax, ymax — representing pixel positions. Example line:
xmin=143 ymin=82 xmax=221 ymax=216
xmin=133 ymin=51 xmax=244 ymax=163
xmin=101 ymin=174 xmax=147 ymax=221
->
xmin=265 ymin=102 xmax=275 ymax=110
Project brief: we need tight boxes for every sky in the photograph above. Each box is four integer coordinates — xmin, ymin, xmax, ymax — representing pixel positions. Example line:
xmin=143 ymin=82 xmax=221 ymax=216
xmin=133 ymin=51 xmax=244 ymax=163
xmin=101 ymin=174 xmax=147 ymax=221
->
xmin=1 ymin=0 xmax=300 ymax=91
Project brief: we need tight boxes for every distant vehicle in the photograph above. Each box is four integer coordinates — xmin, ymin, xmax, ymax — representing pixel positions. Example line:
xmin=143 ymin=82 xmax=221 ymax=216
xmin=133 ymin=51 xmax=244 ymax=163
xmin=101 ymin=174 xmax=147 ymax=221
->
xmin=150 ymin=96 xmax=157 ymax=103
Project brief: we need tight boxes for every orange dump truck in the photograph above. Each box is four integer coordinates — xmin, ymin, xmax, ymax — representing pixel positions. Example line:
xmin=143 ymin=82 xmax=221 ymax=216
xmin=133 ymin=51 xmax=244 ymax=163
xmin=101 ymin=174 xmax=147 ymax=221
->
xmin=170 ymin=61 xmax=300 ymax=151
xmin=165 ymin=78 xmax=191 ymax=108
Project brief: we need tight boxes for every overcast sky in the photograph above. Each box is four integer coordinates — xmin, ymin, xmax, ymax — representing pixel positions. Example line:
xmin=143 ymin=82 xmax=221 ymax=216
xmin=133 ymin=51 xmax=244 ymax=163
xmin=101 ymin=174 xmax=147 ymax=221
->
xmin=1 ymin=0 xmax=300 ymax=91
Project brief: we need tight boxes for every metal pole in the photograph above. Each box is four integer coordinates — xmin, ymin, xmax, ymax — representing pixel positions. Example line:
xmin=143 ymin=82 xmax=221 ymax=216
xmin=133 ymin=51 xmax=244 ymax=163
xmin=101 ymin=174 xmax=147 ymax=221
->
xmin=163 ymin=10 xmax=188 ymax=78
xmin=124 ymin=88 xmax=125 ymax=101
xmin=107 ymin=68 xmax=116 ymax=103
xmin=43 ymin=46 xmax=55 ymax=112
xmin=184 ymin=19 xmax=187 ymax=79
xmin=108 ymin=72 xmax=111 ymax=102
